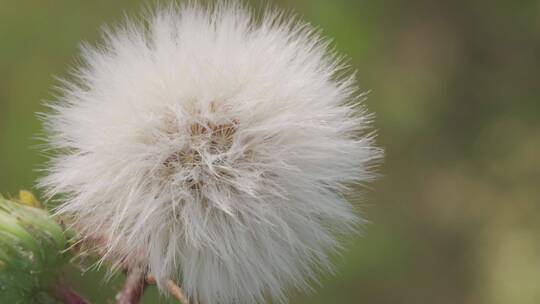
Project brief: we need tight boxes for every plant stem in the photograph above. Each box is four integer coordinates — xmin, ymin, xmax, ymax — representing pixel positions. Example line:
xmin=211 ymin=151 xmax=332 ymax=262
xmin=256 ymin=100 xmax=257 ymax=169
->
xmin=166 ymin=279 xmax=190 ymax=304
xmin=147 ymin=275 xmax=190 ymax=304
xmin=55 ymin=279 xmax=91 ymax=304
xmin=117 ymin=267 xmax=148 ymax=304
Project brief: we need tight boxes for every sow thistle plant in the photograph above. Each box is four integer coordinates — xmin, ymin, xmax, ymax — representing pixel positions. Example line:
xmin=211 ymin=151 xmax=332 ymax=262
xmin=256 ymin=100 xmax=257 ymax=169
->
xmin=2 ymin=2 xmax=383 ymax=304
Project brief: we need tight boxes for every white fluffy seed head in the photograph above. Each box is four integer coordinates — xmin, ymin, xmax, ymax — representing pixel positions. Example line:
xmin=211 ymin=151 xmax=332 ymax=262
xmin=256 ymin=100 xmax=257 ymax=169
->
xmin=39 ymin=2 xmax=382 ymax=303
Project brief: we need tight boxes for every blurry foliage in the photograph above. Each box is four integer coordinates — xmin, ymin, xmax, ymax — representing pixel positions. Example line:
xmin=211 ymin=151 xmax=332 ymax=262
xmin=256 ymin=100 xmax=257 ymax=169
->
xmin=0 ymin=0 xmax=539 ymax=303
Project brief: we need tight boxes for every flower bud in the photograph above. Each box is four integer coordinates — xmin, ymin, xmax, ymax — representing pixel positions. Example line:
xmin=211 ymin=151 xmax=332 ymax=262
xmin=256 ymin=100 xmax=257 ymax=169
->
xmin=0 ymin=194 xmax=68 ymax=302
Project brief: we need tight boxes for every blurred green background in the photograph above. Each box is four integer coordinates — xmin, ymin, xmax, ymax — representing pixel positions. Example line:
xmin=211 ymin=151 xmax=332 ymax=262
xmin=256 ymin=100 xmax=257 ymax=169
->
xmin=1 ymin=0 xmax=539 ymax=303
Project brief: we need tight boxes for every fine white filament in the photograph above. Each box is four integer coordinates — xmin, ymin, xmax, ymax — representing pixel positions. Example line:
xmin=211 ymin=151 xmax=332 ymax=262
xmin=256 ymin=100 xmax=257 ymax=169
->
xmin=40 ymin=2 xmax=382 ymax=304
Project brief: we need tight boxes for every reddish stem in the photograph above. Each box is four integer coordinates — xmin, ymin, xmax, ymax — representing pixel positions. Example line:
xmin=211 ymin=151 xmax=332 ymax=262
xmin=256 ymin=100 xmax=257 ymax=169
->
xmin=117 ymin=267 xmax=148 ymax=304
xmin=55 ymin=280 xmax=91 ymax=304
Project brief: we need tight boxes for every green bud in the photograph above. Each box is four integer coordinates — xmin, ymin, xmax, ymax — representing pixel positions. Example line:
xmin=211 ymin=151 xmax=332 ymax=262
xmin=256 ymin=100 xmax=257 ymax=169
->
xmin=0 ymin=195 xmax=69 ymax=303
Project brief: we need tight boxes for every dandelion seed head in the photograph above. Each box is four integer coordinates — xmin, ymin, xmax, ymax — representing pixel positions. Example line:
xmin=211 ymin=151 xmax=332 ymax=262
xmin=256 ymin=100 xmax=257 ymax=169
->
xmin=40 ymin=2 xmax=383 ymax=303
